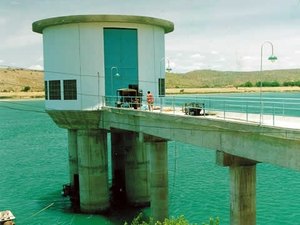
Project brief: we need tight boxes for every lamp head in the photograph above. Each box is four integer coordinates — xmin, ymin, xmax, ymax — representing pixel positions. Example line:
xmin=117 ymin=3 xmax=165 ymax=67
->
xmin=268 ymin=55 xmax=277 ymax=62
xmin=115 ymin=72 xmax=120 ymax=77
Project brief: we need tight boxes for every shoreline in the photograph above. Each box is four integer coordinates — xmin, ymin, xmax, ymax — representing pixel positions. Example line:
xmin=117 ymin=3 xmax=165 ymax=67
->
xmin=166 ymin=86 xmax=300 ymax=94
xmin=0 ymin=92 xmax=45 ymax=100
xmin=1 ymin=87 xmax=300 ymax=100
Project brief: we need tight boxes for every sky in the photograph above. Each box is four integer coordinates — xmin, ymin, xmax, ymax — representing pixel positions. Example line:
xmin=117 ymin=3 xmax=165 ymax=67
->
xmin=1 ymin=0 xmax=300 ymax=73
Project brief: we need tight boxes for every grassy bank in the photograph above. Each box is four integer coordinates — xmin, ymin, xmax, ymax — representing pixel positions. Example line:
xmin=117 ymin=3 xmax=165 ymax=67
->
xmin=166 ymin=86 xmax=300 ymax=94
xmin=166 ymin=69 xmax=300 ymax=88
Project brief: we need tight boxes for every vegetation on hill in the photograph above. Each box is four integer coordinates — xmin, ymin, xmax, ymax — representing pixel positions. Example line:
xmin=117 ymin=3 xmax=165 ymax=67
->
xmin=166 ymin=69 xmax=300 ymax=88
xmin=1 ymin=67 xmax=300 ymax=94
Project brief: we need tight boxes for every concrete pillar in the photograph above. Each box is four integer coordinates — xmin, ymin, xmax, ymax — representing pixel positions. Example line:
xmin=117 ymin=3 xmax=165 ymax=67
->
xmin=216 ymin=151 xmax=257 ymax=225
xmin=68 ymin=129 xmax=78 ymax=186
xmin=230 ymin=165 xmax=256 ymax=225
xmin=77 ymin=129 xmax=109 ymax=213
xmin=147 ymin=136 xmax=168 ymax=222
xmin=125 ymin=132 xmax=150 ymax=206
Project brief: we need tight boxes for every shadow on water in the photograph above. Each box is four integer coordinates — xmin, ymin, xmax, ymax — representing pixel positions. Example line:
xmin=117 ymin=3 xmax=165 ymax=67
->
xmin=30 ymin=190 xmax=150 ymax=225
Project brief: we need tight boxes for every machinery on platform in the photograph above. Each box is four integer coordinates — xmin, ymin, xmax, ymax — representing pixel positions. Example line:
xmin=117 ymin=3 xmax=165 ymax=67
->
xmin=183 ymin=102 xmax=205 ymax=116
xmin=0 ymin=210 xmax=15 ymax=225
xmin=115 ymin=87 xmax=143 ymax=109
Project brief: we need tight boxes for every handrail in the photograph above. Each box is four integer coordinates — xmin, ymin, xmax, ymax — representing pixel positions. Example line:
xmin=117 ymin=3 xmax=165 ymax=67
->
xmin=102 ymin=94 xmax=300 ymax=126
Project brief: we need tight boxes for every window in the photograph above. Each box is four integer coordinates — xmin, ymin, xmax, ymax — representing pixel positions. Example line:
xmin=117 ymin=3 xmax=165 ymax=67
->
xmin=49 ymin=80 xmax=61 ymax=100
xmin=158 ymin=78 xmax=165 ymax=97
xmin=63 ymin=80 xmax=77 ymax=100
xmin=44 ymin=81 xmax=48 ymax=100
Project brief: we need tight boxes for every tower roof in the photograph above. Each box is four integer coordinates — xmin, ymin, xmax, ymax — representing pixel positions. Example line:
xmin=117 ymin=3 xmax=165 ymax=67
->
xmin=32 ymin=14 xmax=174 ymax=34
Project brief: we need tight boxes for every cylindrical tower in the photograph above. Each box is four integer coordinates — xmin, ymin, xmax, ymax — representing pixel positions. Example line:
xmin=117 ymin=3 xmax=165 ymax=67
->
xmin=33 ymin=14 xmax=174 ymax=110
xmin=32 ymin=14 xmax=174 ymax=214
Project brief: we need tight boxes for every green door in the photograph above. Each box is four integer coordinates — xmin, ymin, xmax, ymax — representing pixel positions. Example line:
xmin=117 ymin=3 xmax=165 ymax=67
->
xmin=104 ymin=28 xmax=138 ymax=97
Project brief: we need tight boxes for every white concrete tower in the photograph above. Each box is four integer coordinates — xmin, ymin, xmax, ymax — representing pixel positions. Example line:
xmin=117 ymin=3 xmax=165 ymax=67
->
xmin=32 ymin=14 xmax=174 ymax=214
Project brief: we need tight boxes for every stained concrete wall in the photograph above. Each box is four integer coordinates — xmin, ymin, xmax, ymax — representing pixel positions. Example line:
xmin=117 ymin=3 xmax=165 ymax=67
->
xmin=77 ymin=129 xmax=109 ymax=212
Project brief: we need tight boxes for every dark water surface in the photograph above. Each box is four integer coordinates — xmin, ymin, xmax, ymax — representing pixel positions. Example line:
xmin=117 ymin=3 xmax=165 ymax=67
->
xmin=1 ymin=94 xmax=300 ymax=225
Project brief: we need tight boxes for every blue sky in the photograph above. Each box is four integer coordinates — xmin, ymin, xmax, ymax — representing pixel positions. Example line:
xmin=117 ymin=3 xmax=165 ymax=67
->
xmin=1 ymin=0 xmax=300 ymax=73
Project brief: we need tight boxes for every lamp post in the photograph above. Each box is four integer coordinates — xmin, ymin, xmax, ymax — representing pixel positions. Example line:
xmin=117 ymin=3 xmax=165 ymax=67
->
xmin=111 ymin=67 xmax=120 ymax=105
xmin=159 ymin=58 xmax=172 ymax=111
xmin=110 ymin=67 xmax=120 ymax=95
xmin=260 ymin=41 xmax=277 ymax=125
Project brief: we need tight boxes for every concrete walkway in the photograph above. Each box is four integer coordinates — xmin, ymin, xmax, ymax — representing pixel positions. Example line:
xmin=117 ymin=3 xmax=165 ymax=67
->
xmin=212 ymin=112 xmax=300 ymax=130
xmin=154 ymin=107 xmax=300 ymax=130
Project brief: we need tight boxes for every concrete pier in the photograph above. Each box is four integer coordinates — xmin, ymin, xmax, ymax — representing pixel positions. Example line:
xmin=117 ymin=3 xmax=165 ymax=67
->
xmin=230 ymin=164 xmax=256 ymax=225
xmin=147 ymin=136 xmax=168 ymax=222
xmin=77 ymin=129 xmax=109 ymax=213
xmin=125 ymin=132 xmax=150 ymax=206
xmin=216 ymin=151 xmax=257 ymax=225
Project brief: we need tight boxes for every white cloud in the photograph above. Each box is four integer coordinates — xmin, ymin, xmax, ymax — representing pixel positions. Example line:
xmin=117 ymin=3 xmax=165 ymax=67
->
xmin=28 ymin=64 xmax=43 ymax=71
xmin=190 ymin=53 xmax=205 ymax=59
xmin=210 ymin=51 xmax=219 ymax=55
xmin=242 ymin=56 xmax=256 ymax=60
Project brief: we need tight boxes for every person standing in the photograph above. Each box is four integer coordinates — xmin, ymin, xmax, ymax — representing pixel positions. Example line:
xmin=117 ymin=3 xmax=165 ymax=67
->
xmin=146 ymin=91 xmax=154 ymax=111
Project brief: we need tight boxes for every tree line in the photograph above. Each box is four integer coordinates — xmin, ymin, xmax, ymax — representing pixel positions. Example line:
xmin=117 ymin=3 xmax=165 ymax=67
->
xmin=239 ymin=80 xmax=300 ymax=87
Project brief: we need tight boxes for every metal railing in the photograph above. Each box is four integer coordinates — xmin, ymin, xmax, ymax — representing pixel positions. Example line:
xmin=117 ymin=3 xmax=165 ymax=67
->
xmin=103 ymin=95 xmax=300 ymax=127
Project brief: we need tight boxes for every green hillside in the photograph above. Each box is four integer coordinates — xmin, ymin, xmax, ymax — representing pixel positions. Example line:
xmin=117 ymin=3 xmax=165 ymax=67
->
xmin=166 ymin=69 xmax=300 ymax=88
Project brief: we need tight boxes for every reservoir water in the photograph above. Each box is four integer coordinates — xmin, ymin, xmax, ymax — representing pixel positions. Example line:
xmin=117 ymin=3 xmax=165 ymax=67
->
xmin=1 ymin=92 xmax=300 ymax=225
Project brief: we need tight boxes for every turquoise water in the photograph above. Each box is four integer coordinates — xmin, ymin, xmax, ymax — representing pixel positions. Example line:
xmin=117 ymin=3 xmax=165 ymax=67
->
xmin=1 ymin=93 xmax=300 ymax=225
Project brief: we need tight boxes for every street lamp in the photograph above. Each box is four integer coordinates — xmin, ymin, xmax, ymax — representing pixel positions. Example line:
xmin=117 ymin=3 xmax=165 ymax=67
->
xmin=159 ymin=57 xmax=171 ymax=96
xmin=260 ymin=41 xmax=277 ymax=125
xmin=159 ymin=58 xmax=172 ymax=112
xmin=111 ymin=67 xmax=120 ymax=105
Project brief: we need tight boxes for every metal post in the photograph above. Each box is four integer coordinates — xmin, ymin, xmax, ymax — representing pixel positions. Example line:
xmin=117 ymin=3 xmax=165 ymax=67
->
xmin=260 ymin=41 xmax=277 ymax=125
xmin=111 ymin=67 xmax=119 ymax=106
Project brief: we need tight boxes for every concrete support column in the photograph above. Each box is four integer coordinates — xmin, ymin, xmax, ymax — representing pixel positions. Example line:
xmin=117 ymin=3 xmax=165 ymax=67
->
xmin=147 ymin=136 xmax=168 ymax=222
xmin=125 ymin=132 xmax=150 ymax=206
xmin=230 ymin=165 xmax=256 ymax=225
xmin=216 ymin=151 xmax=257 ymax=225
xmin=68 ymin=129 xmax=78 ymax=186
xmin=77 ymin=129 xmax=109 ymax=213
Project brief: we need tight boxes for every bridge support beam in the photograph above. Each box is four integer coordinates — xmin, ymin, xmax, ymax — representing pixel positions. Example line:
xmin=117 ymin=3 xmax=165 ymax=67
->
xmin=216 ymin=151 xmax=257 ymax=225
xmin=125 ymin=132 xmax=150 ymax=206
xmin=146 ymin=135 xmax=168 ymax=222
xmin=77 ymin=129 xmax=109 ymax=213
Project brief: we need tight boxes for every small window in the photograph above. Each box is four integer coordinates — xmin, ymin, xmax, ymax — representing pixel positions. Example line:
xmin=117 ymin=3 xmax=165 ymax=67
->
xmin=63 ymin=80 xmax=77 ymax=100
xmin=49 ymin=80 xmax=61 ymax=100
xmin=44 ymin=81 xmax=48 ymax=100
xmin=158 ymin=78 xmax=165 ymax=97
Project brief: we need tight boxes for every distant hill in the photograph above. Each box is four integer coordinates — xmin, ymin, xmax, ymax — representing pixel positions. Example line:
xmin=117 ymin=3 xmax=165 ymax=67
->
xmin=1 ymin=67 xmax=300 ymax=92
xmin=166 ymin=69 xmax=300 ymax=88
xmin=0 ymin=68 xmax=44 ymax=92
